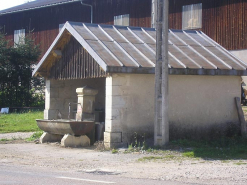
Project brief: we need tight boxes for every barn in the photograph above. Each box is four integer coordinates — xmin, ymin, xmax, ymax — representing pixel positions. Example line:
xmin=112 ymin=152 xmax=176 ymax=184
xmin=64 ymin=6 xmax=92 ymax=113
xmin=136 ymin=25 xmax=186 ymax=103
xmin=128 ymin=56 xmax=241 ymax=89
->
xmin=33 ymin=21 xmax=247 ymax=148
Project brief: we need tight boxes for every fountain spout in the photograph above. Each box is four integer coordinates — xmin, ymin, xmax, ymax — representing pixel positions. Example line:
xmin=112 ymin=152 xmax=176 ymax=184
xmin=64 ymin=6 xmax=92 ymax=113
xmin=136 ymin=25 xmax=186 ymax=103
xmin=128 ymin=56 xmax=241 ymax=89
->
xmin=68 ymin=102 xmax=81 ymax=120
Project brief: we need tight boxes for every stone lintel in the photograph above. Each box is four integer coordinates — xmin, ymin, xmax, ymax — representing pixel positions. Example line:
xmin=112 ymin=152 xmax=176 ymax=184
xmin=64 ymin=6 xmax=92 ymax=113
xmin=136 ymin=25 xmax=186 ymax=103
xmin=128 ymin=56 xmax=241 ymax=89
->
xmin=76 ymin=86 xmax=98 ymax=96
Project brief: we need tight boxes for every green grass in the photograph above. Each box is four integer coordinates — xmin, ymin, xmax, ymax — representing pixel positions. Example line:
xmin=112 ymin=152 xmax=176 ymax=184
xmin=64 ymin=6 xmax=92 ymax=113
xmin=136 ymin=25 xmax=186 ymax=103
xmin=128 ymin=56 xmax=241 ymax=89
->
xmin=170 ymin=137 xmax=247 ymax=160
xmin=26 ymin=131 xmax=43 ymax=141
xmin=111 ymin=149 xmax=118 ymax=154
xmin=0 ymin=111 xmax=43 ymax=133
xmin=138 ymin=156 xmax=163 ymax=162
xmin=136 ymin=136 xmax=247 ymax=162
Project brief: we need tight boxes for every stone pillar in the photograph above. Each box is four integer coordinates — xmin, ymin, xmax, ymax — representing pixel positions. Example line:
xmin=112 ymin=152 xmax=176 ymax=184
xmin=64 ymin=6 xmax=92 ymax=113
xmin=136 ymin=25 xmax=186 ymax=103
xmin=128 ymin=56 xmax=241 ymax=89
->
xmin=76 ymin=86 xmax=98 ymax=121
xmin=44 ymin=80 xmax=56 ymax=119
xmin=104 ymin=76 xmax=126 ymax=148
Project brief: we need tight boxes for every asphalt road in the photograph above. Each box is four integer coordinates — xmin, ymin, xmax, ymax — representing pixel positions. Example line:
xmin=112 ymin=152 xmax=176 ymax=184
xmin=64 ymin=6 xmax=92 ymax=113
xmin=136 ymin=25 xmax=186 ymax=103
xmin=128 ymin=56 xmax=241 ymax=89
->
xmin=0 ymin=164 xmax=185 ymax=185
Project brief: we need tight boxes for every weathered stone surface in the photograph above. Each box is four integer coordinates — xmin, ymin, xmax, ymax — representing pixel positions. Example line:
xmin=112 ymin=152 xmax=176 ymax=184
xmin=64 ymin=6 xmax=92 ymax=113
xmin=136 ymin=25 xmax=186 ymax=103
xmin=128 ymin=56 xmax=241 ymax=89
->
xmin=104 ymin=132 xmax=122 ymax=143
xmin=61 ymin=134 xmax=90 ymax=147
xmin=39 ymin=132 xmax=63 ymax=143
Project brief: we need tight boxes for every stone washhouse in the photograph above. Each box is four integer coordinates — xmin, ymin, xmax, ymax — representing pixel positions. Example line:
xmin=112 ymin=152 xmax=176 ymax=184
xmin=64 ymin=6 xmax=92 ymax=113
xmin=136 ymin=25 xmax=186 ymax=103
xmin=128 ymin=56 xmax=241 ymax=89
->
xmin=33 ymin=22 xmax=247 ymax=148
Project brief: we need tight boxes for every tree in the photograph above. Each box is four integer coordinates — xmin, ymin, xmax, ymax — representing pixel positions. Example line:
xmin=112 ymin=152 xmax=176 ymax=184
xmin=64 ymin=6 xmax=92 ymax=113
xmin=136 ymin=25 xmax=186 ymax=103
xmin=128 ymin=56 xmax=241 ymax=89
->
xmin=0 ymin=32 xmax=44 ymax=108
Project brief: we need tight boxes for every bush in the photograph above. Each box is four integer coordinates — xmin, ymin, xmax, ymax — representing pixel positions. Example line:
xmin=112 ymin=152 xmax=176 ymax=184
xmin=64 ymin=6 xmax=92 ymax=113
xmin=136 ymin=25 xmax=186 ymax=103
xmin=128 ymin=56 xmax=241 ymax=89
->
xmin=0 ymin=32 xmax=44 ymax=108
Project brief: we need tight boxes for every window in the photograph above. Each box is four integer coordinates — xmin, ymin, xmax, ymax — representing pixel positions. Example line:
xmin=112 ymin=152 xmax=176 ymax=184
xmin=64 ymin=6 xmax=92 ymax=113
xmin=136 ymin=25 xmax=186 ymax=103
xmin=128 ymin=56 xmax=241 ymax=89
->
xmin=114 ymin=14 xmax=129 ymax=26
xmin=182 ymin=3 xmax=202 ymax=30
xmin=14 ymin=29 xmax=25 ymax=47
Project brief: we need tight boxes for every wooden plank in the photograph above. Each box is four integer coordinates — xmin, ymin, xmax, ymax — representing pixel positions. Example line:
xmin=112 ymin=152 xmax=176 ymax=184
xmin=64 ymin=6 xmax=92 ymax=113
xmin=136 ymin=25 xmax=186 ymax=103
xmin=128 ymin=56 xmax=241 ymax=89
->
xmin=235 ymin=97 xmax=247 ymax=137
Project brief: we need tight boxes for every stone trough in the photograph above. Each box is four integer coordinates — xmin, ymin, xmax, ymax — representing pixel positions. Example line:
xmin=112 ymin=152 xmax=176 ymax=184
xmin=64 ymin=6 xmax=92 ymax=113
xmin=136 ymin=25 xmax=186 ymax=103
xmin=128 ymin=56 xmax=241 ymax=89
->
xmin=37 ymin=119 xmax=95 ymax=147
xmin=37 ymin=86 xmax=98 ymax=148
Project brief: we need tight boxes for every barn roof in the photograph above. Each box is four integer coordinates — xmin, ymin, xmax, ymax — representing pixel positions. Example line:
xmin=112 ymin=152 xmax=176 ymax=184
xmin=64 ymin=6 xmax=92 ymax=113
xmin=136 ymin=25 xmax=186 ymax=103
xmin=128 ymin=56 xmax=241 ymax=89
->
xmin=33 ymin=21 xmax=247 ymax=77
xmin=0 ymin=0 xmax=81 ymax=15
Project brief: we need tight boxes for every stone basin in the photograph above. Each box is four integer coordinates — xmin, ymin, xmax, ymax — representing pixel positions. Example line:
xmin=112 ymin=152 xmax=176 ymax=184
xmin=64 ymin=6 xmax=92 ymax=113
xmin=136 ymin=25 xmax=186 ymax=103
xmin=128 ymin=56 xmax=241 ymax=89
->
xmin=36 ymin=119 xmax=95 ymax=136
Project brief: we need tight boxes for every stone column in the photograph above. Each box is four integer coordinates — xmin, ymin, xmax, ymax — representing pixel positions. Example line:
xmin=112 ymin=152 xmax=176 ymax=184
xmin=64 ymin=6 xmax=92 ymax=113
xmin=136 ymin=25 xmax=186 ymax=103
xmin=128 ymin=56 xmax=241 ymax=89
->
xmin=76 ymin=86 xmax=98 ymax=121
xmin=44 ymin=80 xmax=57 ymax=119
xmin=104 ymin=75 xmax=126 ymax=148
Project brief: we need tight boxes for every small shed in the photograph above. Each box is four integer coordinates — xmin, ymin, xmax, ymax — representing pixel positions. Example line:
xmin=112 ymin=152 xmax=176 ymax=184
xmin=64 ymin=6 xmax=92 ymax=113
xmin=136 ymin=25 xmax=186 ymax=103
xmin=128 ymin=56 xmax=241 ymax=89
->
xmin=33 ymin=22 xmax=247 ymax=148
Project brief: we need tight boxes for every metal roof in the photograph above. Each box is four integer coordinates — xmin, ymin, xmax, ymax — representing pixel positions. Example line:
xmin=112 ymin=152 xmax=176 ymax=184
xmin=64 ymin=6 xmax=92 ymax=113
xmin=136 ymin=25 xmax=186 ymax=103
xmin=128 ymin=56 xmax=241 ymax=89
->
xmin=33 ymin=21 xmax=247 ymax=77
xmin=0 ymin=0 xmax=81 ymax=15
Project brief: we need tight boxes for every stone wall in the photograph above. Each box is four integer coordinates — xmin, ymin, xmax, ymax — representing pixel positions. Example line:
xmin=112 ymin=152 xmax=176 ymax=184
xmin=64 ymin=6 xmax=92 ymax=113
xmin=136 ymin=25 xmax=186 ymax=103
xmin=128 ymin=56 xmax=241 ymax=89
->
xmin=104 ymin=74 xmax=241 ymax=148
xmin=44 ymin=78 xmax=105 ymax=120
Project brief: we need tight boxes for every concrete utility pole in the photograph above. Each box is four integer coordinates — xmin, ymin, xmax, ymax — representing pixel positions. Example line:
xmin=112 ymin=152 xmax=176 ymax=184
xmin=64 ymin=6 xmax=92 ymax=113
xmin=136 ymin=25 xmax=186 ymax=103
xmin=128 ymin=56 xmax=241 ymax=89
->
xmin=154 ymin=0 xmax=169 ymax=146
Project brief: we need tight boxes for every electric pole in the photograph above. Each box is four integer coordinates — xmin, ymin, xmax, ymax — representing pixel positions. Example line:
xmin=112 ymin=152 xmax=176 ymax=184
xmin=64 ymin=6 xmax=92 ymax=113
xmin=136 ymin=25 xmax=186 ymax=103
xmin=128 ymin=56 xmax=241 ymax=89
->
xmin=154 ymin=0 xmax=169 ymax=146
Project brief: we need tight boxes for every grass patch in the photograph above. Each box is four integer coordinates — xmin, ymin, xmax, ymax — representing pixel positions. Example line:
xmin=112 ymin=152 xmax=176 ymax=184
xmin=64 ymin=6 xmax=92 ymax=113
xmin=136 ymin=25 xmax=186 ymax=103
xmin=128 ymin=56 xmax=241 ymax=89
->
xmin=170 ymin=136 xmax=247 ymax=160
xmin=234 ymin=162 xmax=247 ymax=165
xmin=111 ymin=149 xmax=118 ymax=154
xmin=182 ymin=151 xmax=195 ymax=158
xmin=138 ymin=156 xmax=163 ymax=162
xmin=26 ymin=131 xmax=43 ymax=141
xmin=0 ymin=111 xmax=43 ymax=133
xmin=0 ymin=138 xmax=9 ymax=141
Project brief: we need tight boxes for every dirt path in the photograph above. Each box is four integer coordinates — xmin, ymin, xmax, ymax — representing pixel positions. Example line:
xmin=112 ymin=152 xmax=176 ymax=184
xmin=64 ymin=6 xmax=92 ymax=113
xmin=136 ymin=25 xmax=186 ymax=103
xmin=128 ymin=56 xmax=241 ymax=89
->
xmin=0 ymin=139 xmax=247 ymax=185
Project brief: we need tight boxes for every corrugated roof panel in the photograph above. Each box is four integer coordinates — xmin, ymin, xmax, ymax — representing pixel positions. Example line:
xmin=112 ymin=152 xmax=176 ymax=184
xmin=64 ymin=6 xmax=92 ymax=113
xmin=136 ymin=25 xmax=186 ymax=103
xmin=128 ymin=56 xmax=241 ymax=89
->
xmin=168 ymin=55 xmax=186 ymax=69
xmin=86 ymin=40 xmax=121 ymax=67
xmin=102 ymin=41 xmax=138 ymax=67
xmin=116 ymin=27 xmax=143 ymax=44
xmin=130 ymin=28 xmax=156 ymax=44
xmin=119 ymin=42 xmax=154 ymax=68
xmin=100 ymin=26 xmax=127 ymax=43
xmin=177 ymin=46 xmax=216 ymax=69
xmin=142 ymin=28 xmax=156 ymax=40
xmin=134 ymin=44 xmax=156 ymax=63
xmin=172 ymin=30 xmax=200 ymax=46
xmin=169 ymin=45 xmax=200 ymax=69
xmin=184 ymin=31 xmax=215 ymax=47
xmin=84 ymin=24 xmax=112 ymax=42
xmin=192 ymin=46 xmax=232 ymax=69
xmin=169 ymin=33 xmax=186 ymax=46
xmin=147 ymin=44 xmax=156 ymax=52
xmin=71 ymin=23 xmax=96 ymax=41
xmin=206 ymin=47 xmax=245 ymax=70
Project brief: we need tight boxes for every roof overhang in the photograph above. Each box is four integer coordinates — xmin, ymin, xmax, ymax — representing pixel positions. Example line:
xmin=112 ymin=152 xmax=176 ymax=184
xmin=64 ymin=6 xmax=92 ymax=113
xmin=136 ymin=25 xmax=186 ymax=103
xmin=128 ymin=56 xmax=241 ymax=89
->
xmin=33 ymin=21 xmax=247 ymax=78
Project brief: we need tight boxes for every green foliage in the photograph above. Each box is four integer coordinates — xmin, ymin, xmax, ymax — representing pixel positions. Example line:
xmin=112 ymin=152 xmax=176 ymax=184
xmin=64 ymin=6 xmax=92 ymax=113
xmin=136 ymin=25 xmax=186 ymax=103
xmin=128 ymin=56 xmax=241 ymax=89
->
xmin=127 ymin=132 xmax=148 ymax=152
xmin=0 ymin=111 xmax=43 ymax=133
xmin=0 ymin=32 xmax=44 ymax=108
xmin=26 ymin=131 xmax=43 ymax=141
xmin=111 ymin=148 xmax=118 ymax=154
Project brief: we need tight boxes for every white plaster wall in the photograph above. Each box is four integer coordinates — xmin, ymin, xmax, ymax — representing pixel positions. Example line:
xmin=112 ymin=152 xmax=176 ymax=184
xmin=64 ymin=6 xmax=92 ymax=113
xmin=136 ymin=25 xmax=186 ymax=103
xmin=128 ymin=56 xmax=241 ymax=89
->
xmin=105 ymin=74 xmax=241 ymax=145
xmin=169 ymin=75 xmax=241 ymax=139
xmin=44 ymin=78 xmax=105 ymax=120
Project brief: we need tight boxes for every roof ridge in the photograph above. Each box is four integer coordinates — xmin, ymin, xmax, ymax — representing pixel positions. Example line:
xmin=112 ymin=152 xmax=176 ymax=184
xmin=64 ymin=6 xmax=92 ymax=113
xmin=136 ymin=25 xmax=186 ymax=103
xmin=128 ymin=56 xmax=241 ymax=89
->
xmin=0 ymin=0 xmax=81 ymax=15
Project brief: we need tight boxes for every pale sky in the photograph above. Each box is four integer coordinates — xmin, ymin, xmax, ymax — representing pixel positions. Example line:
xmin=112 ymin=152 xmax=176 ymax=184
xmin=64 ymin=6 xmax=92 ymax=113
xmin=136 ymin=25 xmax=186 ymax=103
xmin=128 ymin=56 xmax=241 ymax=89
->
xmin=0 ymin=0 xmax=36 ymax=11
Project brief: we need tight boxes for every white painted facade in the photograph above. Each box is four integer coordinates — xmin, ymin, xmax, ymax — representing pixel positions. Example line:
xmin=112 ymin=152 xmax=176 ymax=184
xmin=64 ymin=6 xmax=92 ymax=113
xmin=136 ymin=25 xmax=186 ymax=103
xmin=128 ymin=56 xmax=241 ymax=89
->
xmin=103 ymin=74 xmax=241 ymax=147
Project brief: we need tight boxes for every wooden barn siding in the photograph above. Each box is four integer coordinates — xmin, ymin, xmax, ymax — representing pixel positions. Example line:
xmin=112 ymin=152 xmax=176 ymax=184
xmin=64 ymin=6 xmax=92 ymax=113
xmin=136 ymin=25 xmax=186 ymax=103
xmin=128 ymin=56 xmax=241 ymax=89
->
xmin=49 ymin=37 xmax=106 ymax=80
xmin=0 ymin=2 xmax=91 ymax=59
xmin=169 ymin=0 xmax=247 ymax=50
xmin=92 ymin=0 xmax=152 ymax=27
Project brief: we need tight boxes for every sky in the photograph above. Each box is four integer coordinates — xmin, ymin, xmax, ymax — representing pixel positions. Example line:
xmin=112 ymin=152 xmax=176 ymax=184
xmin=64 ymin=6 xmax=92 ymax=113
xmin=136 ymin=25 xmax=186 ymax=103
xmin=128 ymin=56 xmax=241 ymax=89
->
xmin=0 ymin=0 xmax=35 ymax=11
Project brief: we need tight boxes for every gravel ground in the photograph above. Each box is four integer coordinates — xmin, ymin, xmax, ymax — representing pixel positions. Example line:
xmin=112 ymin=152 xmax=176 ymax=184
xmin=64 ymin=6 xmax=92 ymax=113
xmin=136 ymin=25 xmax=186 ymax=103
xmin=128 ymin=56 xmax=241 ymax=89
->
xmin=0 ymin=134 xmax=247 ymax=184
xmin=0 ymin=132 xmax=34 ymax=140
